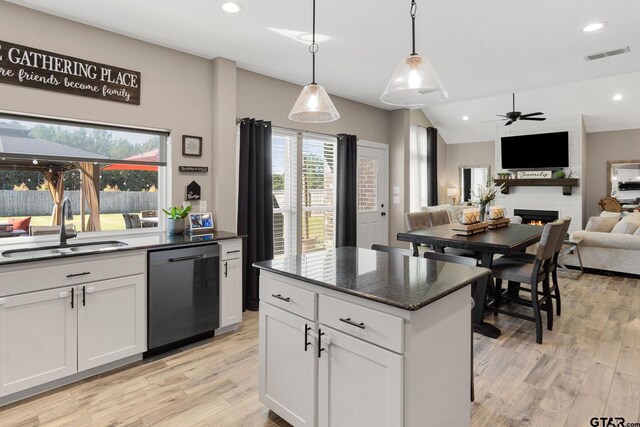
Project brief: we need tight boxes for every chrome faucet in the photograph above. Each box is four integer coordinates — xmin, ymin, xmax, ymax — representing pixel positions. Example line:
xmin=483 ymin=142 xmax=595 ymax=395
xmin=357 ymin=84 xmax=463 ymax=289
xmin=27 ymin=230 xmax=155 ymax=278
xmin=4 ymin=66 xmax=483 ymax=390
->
xmin=60 ymin=197 xmax=77 ymax=246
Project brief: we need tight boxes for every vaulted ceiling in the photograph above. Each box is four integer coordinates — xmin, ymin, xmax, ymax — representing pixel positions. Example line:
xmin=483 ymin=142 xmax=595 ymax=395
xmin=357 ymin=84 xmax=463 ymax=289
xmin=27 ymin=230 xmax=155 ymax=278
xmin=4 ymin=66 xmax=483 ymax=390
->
xmin=8 ymin=0 xmax=640 ymax=143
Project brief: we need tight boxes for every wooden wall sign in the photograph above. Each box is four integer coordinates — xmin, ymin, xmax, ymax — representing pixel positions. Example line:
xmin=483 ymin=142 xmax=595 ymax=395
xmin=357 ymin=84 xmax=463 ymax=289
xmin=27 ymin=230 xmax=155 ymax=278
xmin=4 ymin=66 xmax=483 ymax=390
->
xmin=179 ymin=166 xmax=208 ymax=173
xmin=0 ymin=40 xmax=141 ymax=105
xmin=516 ymin=170 xmax=552 ymax=179
xmin=186 ymin=181 xmax=201 ymax=201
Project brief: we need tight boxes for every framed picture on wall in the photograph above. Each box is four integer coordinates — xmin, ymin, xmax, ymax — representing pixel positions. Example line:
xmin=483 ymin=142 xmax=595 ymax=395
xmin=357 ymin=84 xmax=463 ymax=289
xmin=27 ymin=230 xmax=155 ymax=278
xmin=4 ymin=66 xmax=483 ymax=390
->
xmin=182 ymin=135 xmax=203 ymax=157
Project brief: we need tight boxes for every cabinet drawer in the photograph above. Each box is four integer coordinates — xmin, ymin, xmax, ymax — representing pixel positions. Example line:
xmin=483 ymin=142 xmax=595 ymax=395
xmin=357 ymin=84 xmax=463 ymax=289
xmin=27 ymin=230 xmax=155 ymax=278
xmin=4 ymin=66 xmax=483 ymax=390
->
xmin=260 ymin=275 xmax=316 ymax=321
xmin=220 ymin=240 xmax=242 ymax=260
xmin=319 ymin=294 xmax=404 ymax=353
xmin=0 ymin=252 xmax=146 ymax=296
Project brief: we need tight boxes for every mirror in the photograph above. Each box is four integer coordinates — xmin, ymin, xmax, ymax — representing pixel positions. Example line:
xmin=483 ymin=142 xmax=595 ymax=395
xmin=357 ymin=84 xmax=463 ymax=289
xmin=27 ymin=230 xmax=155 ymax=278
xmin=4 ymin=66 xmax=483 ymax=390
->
xmin=607 ymin=160 xmax=640 ymax=203
xmin=460 ymin=165 xmax=491 ymax=203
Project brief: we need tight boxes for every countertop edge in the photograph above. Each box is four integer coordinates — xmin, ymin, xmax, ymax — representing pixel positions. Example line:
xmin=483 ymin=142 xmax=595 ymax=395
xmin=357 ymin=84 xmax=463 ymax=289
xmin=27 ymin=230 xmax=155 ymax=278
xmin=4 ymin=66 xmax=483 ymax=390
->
xmin=253 ymin=262 xmax=491 ymax=311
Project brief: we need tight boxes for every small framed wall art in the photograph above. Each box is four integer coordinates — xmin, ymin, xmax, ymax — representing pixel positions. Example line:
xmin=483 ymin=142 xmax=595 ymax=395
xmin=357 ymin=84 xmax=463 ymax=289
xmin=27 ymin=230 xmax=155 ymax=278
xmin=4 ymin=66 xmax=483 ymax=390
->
xmin=182 ymin=135 xmax=203 ymax=157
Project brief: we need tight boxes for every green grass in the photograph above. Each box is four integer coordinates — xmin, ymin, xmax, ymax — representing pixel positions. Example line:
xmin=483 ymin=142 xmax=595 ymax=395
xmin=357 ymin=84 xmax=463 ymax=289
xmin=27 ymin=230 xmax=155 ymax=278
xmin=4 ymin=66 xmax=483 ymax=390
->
xmin=1 ymin=214 xmax=127 ymax=232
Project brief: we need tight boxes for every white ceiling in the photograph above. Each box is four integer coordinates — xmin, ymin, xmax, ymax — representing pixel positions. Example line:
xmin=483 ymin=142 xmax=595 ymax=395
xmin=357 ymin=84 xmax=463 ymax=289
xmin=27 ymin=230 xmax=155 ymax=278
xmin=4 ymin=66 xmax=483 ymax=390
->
xmin=7 ymin=0 xmax=640 ymax=143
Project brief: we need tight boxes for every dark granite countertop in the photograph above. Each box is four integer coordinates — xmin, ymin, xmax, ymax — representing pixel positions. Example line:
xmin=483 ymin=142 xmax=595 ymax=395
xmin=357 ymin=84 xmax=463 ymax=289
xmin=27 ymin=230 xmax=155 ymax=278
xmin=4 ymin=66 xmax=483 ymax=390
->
xmin=0 ymin=230 xmax=243 ymax=266
xmin=253 ymin=247 xmax=491 ymax=311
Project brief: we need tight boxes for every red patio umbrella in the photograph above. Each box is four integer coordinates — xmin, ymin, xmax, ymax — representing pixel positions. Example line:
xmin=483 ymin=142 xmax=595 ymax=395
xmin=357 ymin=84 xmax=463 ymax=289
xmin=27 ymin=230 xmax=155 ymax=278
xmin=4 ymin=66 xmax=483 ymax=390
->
xmin=102 ymin=149 xmax=159 ymax=171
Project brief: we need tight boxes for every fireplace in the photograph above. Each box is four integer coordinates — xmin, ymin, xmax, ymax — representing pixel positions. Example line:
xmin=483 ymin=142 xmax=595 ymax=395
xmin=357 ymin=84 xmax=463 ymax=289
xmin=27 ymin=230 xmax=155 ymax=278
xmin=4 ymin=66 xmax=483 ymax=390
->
xmin=514 ymin=209 xmax=559 ymax=226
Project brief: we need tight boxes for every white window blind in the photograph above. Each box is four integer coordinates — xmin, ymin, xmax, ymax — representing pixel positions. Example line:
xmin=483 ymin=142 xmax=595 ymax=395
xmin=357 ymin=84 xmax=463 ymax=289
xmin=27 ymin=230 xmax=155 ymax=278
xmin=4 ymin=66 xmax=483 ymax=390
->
xmin=410 ymin=124 xmax=429 ymax=212
xmin=272 ymin=129 xmax=336 ymax=258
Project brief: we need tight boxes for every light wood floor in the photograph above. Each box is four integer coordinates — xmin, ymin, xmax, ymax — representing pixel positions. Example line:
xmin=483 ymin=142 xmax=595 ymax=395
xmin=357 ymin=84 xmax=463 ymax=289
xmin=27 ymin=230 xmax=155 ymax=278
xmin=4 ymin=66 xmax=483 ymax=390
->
xmin=1 ymin=271 xmax=639 ymax=426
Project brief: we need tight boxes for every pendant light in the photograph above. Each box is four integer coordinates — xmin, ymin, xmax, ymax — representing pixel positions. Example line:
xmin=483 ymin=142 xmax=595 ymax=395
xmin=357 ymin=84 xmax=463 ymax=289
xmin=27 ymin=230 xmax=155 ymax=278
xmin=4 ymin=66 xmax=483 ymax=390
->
xmin=288 ymin=0 xmax=340 ymax=123
xmin=380 ymin=0 xmax=448 ymax=107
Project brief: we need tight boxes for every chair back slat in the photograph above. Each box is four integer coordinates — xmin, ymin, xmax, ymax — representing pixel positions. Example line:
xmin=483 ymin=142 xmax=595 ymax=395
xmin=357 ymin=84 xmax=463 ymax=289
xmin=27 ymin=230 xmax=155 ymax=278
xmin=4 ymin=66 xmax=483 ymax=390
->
xmin=405 ymin=212 xmax=431 ymax=232
xmin=535 ymin=220 xmax=565 ymax=262
xmin=428 ymin=209 xmax=451 ymax=226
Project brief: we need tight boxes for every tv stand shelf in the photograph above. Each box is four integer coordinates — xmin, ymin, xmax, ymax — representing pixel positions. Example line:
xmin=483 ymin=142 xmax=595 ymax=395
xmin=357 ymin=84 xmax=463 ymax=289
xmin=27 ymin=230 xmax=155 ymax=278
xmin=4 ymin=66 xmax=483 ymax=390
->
xmin=494 ymin=178 xmax=579 ymax=196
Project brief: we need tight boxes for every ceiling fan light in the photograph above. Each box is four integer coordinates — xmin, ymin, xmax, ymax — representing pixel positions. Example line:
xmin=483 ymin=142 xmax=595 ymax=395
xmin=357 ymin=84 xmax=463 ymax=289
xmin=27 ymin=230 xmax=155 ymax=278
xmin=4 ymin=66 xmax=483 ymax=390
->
xmin=289 ymin=83 xmax=340 ymax=123
xmin=381 ymin=54 xmax=448 ymax=107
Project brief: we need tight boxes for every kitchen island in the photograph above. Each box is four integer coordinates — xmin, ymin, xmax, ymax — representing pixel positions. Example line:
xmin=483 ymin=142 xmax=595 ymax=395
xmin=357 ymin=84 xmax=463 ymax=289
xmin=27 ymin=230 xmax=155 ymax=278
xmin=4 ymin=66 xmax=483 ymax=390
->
xmin=253 ymin=247 xmax=490 ymax=427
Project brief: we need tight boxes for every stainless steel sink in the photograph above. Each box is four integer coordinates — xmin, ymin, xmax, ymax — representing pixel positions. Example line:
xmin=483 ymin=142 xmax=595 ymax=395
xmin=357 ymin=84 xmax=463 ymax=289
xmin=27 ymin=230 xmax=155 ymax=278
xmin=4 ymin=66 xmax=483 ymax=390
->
xmin=1 ymin=241 xmax=129 ymax=260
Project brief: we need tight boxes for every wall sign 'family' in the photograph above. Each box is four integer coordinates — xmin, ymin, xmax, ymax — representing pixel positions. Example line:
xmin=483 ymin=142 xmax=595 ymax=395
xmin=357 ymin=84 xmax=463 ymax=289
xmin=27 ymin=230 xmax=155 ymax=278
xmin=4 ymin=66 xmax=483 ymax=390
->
xmin=0 ymin=40 xmax=141 ymax=105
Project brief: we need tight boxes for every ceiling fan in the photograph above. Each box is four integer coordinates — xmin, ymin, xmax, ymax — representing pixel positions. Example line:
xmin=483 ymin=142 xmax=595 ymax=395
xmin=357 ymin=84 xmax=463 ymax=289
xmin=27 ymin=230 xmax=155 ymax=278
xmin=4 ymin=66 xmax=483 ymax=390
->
xmin=492 ymin=93 xmax=546 ymax=126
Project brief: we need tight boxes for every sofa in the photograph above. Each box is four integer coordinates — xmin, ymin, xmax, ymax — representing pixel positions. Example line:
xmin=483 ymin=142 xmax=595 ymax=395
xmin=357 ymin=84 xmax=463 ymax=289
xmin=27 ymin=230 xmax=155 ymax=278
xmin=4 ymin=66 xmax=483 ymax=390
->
xmin=563 ymin=212 xmax=640 ymax=276
xmin=421 ymin=204 xmax=523 ymax=224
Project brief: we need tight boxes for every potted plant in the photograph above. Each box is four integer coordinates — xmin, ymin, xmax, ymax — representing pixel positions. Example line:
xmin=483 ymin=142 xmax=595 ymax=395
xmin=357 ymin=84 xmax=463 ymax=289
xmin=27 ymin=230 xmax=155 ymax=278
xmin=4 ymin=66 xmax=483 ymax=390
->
xmin=472 ymin=179 xmax=505 ymax=221
xmin=162 ymin=205 xmax=192 ymax=235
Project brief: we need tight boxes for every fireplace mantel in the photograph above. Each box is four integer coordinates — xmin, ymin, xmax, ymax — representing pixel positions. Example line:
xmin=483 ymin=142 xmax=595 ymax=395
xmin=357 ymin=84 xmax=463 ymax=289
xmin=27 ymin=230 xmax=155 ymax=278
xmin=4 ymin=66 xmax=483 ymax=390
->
xmin=493 ymin=178 xmax=579 ymax=196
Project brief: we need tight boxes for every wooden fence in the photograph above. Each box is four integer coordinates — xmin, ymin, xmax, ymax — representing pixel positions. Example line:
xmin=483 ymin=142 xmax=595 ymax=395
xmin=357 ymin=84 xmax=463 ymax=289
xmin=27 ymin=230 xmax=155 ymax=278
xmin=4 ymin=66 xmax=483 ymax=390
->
xmin=0 ymin=190 xmax=157 ymax=216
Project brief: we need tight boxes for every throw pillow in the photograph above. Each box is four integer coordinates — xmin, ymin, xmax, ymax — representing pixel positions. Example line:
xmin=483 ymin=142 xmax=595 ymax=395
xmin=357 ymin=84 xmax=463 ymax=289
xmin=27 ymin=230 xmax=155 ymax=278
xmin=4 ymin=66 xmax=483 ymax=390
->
xmin=599 ymin=211 xmax=622 ymax=219
xmin=10 ymin=217 xmax=31 ymax=232
xmin=585 ymin=216 xmax=619 ymax=233
xmin=611 ymin=215 xmax=640 ymax=234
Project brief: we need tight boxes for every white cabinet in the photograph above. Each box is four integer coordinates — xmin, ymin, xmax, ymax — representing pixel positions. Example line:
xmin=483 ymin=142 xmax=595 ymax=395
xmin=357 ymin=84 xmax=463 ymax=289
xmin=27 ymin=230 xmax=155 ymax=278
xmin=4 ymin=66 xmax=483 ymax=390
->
xmin=259 ymin=271 xmax=471 ymax=427
xmin=77 ymin=275 xmax=146 ymax=371
xmin=0 ymin=288 xmax=77 ymax=397
xmin=317 ymin=326 xmax=402 ymax=427
xmin=219 ymin=240 xmax=243 ymax=329
xmin=0 ymin=251 xmax=146 ymax=399
xmin=259 ymin=302 xmax=316 ymax=427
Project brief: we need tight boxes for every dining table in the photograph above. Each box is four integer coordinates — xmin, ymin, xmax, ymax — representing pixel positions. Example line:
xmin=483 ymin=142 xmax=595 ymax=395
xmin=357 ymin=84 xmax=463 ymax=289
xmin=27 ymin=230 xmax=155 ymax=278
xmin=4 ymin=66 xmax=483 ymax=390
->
xmin=397 ymin=222 xmax=543 ymax=339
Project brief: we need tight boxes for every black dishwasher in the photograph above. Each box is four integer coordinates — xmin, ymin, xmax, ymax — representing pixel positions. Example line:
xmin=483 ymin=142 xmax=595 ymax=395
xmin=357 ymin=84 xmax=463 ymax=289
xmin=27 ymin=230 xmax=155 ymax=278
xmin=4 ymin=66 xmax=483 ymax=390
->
xmin=146 ymin=244 xmax=220 ymax=357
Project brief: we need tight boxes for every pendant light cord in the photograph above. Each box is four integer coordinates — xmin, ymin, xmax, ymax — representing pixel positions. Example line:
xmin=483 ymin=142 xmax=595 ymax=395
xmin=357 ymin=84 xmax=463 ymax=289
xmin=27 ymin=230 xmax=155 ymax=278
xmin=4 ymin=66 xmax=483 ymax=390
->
xmin=410 ymin=0 xmax=417 ymax=56
xmin=309 ymin=0 xmax=318 ymax=84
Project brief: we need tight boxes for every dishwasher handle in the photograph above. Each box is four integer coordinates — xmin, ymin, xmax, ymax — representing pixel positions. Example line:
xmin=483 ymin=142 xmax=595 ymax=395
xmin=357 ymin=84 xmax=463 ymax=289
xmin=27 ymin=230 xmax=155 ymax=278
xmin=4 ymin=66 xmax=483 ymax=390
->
xmin=168 ymin=254 xmax=206 ymax=263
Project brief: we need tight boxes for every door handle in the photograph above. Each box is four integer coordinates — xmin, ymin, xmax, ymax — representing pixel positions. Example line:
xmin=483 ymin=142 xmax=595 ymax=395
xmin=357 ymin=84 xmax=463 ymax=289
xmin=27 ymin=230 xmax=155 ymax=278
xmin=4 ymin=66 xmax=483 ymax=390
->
xmin=224 ymin=261 xmax=228 ymax=278
xmin=304 ymin=324 xmax=312 ymax=352
xmin=381 ymin=212 xmax=386 ymax=217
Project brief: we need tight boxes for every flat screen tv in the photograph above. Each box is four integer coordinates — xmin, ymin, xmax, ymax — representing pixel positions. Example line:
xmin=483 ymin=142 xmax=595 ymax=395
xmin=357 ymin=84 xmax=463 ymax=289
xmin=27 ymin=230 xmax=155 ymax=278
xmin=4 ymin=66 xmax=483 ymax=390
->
xmin=500 ymin=131 xmax=569 ymax=169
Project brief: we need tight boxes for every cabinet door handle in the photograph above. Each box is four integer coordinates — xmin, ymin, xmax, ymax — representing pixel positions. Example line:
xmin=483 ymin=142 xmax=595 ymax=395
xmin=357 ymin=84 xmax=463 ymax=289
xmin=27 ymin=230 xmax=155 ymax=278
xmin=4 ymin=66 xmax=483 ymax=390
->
xmin=271 ymin=294 xmax=290 ymax=302
xmin=82 ymin=286 xmax=86 ymax=306
xmin=66 ymin=272 xmax=90 ymax=278
xmin=226 ymin=250 xmax=241 ymax=254
xmin=318 ymin=328 xmax=326 ymax=358
xmin=224 ymin=261 xmax=228 ymax=278
xmin=339 ymin=317 xmax=366 ymax=329
xmin=71 ymin=288 xmax=74 ymax=309
xmin=59 ymin=291 xmax=68 ymax=299
xmin=304 ymin=324 xmax=311 ymax=352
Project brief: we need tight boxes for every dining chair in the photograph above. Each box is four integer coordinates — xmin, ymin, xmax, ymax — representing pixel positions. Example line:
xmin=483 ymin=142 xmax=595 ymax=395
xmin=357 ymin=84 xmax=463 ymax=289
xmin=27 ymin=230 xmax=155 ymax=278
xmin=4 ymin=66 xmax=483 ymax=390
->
xmin=427 ymin=209 xmax=451 ymax=226
xmin=423 ymin=250 xmax=477 ymax=402
xmin=488 ymin=220 xmax=565 ymax=344
xmin=507 ymin=217 xmax=571 ymax=316
xmin=122 ymin=213 xmax=142 ymax=229
xmin=371 ymin=244 xmax=414 ymax=257
xmin=404 ymin=211 xmax=432 ymax=255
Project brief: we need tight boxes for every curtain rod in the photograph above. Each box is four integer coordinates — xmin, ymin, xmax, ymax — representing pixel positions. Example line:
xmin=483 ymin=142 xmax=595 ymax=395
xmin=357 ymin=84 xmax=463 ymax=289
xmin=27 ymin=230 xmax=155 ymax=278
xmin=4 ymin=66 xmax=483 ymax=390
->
xmin=235 ymin=117 xmax=338 ymax=139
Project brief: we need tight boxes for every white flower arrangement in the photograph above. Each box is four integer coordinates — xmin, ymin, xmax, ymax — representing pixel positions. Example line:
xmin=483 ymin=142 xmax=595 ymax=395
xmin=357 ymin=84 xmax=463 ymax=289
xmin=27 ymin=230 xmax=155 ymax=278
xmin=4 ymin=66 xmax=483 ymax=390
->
xmin=472 ymin=179 xmax=505 ymax=206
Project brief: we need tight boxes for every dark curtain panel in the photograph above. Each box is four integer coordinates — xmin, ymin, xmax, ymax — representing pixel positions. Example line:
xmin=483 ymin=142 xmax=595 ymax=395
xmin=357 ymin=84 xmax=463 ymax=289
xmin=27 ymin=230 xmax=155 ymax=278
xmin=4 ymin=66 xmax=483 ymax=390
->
xmin=427 ymin=127 xmax=438 ymax=206
xmin=237 ymin=118 xmax=274 ymax=311
xmin=336 ymin=133 xmax=357 ymax=247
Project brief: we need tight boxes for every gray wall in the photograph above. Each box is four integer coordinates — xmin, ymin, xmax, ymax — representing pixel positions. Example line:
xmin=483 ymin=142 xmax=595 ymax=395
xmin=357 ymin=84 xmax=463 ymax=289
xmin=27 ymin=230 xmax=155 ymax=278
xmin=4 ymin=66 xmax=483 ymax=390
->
xmin=585 ymin=129 xmax=640 ymax=219
xmin=0 ymin=2 xmax=214 ymax=214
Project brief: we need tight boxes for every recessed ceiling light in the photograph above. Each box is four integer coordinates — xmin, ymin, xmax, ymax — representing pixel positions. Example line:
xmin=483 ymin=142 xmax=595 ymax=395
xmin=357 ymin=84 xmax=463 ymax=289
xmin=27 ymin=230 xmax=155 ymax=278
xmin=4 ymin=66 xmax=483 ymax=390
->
xmin=297 ymin=33 xmax=330 ymax=43
xmin=583 ymin=22 xmax=608 ymax=32
xmin=613 ymin=94 xmax=623 ymax=101
xmin=462 ymin=115 xmax=469 ymax=121
xmin=221 ymin=2 xmax=243 ymax=13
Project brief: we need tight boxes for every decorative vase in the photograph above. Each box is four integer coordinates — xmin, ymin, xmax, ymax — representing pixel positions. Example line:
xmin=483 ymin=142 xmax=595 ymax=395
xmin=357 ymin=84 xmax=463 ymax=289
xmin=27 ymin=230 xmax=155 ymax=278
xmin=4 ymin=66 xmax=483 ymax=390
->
xmin=166 ymin=218 xmax=185 ymax=235
xmin=479 ymin=203 xmax=488 ymax=222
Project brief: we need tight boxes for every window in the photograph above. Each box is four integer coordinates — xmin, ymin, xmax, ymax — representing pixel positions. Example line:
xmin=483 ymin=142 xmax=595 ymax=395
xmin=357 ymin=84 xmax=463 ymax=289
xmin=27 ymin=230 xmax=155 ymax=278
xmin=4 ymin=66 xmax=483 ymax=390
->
xmin=0 ymin=112 xmax=168 ymax=236
xmin=409 ymin=124 xmax=429 ymax=212
xmin=272 ymin=129 xmax=336 ymax=257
